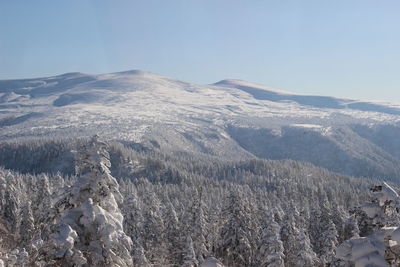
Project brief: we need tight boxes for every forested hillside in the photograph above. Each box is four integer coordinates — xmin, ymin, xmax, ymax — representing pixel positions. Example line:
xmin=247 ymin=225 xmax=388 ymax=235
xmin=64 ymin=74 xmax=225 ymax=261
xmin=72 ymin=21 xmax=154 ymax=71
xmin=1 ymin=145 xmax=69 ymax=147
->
xmin=0 ymin=137 xmax=380 ymax=266
xmin=2 ymin=71 xmax=400 ymax=182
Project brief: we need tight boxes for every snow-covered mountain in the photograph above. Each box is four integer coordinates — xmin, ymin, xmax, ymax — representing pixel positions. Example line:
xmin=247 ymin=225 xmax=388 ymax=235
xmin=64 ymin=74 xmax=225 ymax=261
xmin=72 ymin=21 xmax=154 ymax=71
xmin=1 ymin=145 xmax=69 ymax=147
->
xmin=1 ymin=70 xmax=400 ymax=181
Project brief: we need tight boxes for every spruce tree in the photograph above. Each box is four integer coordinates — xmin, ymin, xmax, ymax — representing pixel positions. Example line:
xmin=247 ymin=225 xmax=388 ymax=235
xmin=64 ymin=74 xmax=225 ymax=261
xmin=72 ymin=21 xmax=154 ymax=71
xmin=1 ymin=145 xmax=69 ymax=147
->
xmin=183 ymin=236 xmax=198 ymax=267
xmin=18 ymin=201 xmax=35 ymax=250
xmin=142 ymin=190 xmax=165 ymax=264
xmin=164 ymin=201 xmax=182 ymax=264
xmin=39 ymin=136 xmax=133 ymax=266
xmin=257 ymin=215 xmax=284 ymax=267
xmin=218 ymin=191 xmax=253 ymax=267
xmin=186 ymin=188 xmax=209 ymax=263
xmin=132 ymin=238 xmax=150 ymax=267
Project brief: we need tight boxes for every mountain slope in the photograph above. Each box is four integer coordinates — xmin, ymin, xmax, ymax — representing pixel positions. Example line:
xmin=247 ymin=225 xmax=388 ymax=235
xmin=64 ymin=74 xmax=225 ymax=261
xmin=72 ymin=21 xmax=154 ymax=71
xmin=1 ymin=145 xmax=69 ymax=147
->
xmin=215 ymin=79 xmax=400 ymax=115
xmin=1 ymin=70 xmax=400 ymax=181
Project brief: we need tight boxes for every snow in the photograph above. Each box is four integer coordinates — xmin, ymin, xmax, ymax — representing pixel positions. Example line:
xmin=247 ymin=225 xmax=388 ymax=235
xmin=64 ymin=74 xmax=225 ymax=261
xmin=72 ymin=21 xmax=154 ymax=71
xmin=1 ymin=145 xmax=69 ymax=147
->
xmin=391 ymin=227 xmax=400 ymax=244
xmin=290 ymin=123 xmax=323 ymax=129
xmin=337 ymin=182 xmax=400 ymax=267
xmin=43 ymin=136 xmax=133 ymax=266
xmin=200 ymin=257 xmax=225 ymax=267
xmin=375 ymin=182 xmax=399 ymax=206
xmin=360 ymin=203 xmax=382 ymax=218
xmin=336 ymin=228 xmax=396 ymax=267
xmin=2 ymin=70 xmax=400 ymax=182
xmin=55 ymin=224 xmax=78 ymax=249
xmin=1 ymin=70 xmax=400 ymax=145
xmin=50 ymin=223 xmax=80 ymax=258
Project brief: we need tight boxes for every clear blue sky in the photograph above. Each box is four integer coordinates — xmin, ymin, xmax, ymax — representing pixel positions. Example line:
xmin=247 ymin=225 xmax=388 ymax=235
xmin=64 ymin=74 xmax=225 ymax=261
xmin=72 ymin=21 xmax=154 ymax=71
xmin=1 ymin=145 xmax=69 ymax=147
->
xmin=1 ymin=0 xmax=399 ymax=101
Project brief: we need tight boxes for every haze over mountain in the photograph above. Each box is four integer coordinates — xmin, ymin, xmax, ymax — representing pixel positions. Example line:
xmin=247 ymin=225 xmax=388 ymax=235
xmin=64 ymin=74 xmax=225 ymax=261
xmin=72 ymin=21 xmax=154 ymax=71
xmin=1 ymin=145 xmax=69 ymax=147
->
xmin=1 ymin=70 xmax=400 ymax=181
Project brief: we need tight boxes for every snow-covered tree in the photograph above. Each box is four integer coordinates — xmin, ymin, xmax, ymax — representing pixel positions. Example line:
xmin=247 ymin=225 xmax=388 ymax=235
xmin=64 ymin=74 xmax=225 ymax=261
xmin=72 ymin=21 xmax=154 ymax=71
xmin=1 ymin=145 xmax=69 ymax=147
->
xmin=122 ymin=190 xmax=145 ymax=246
xmin=2 ymin=183 xmax=19 ymax=233
xmin=319 ymin=219 xmax=339 ymax=265
xmin=17 ymin=201 xmax=35 ymax=250
xmin=257 ymin=214 xmax=284 ymax=267
xmin=343 ymin=214 xmax=360 ymax=240
xmin=142 ymin=190 xmax=165 ymax=264
xmin=183 ymin=235 xmax=199 ymax=267
xmin=164 ymin=201 xmax=182 ymax=263
xmin=185 ymin=188 xmax=209 ymax=263
xmin=218 ymin=191 xmax=253 ymax=267
xmin=132 ymin=238 xmax=150 ymax=267
xmin=1 ymin=248 xmax=29 ymax=267
xmin=294 ymin=229 xmax=320 ymax=267
xmin=32 ymin=174 xmax=52 ymax=224
xmin=38 ymin=136 xmax=133 ymax=266
xmin=336 ymin=182 xmax=400 ymax=266
xmin=319 ymin=201 xmax=339 ymax=265
xmin=281 ymin=207 xmax=319 ymax=267
xmin=331 ymin=205 xmax=348 ymax=244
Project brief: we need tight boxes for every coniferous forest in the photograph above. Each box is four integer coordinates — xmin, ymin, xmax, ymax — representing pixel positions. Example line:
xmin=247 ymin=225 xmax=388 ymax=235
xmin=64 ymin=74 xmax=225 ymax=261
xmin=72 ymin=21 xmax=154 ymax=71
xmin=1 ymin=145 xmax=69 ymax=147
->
xmin=2 ymin=136 xmax=400 ymax=266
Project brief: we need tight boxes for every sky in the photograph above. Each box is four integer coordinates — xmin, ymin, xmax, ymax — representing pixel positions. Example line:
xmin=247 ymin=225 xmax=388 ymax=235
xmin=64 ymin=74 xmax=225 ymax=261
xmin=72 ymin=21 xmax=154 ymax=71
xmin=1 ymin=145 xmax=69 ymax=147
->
xmin=0 ymin=0 xmax=399 ymax=101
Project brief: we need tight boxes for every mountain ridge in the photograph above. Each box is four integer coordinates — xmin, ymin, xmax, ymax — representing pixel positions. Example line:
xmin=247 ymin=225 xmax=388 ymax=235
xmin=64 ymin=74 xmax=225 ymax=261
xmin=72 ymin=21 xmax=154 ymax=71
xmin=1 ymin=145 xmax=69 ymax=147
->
xmin=1 ymin=70 xmax=400 ymax=181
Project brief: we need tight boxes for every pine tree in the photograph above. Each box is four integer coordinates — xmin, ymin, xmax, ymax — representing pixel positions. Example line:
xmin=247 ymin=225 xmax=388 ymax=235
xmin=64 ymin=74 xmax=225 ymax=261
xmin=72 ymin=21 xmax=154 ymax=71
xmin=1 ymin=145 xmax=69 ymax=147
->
xmin=2 ymin=184 xmax=19 ymax=233
xmin=186 ymin=188 xmax=209 ymax=263
xmin=309 ymin=195 xmax=339 ymax=264
xmin=164 ymin=201 xmax=182 ymax=264
xmin=309 ymin=204 xmax=322 ymax=251
xmin=132 ymin=238 xmax=150 ymax=267
xmin=331 ymin=205 xmax=347 ymax=244
xmin=33 ymin=174 xmax=52 ymax=224
xmin=257 ymin=215 xmax=284 ymax=267
xmin=218 ymin=191 xmax=253 ymax=267
xmin=183 ymin=236 xmax=198 ymax=267
xmin=142 ymin=190 xmax=165 ymax=264
xmin=18 ymin=201 xmax=35 ymax=250
xmin=282 ymin=214 xmax=319 ymax=267
xmin=343 ymin=214 xmax=359 ymax=240
xmin=336 ymin=182 xmax=400 ymax=266
xmin=319 ymin=220 xmax=339 ymax=265
xmin=122 ymin=190 xmax=145 ymax=246
xmin=319 ymin=201 xmax=339 ymax=265
xmin=295 ymin=229 xmax=319 ymax=267
xmin=39 ymin=136 xmax=133 ymax=266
